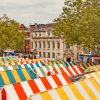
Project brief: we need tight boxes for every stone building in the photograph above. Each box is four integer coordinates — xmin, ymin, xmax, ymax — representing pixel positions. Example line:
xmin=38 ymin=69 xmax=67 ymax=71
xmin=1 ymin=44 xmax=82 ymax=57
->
xmin=30 ymin=23 xmax=78 ymax=61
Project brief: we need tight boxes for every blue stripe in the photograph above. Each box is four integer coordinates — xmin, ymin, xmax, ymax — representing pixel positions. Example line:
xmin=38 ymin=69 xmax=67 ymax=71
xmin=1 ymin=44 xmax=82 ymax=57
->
xmin=6 ymin=70 xmax=16 ymax=83
xmin=30 ymin=63 xmax=34 ymax=69
xmin=16 ymin=69 xmax=26 ymax=81
xmin=0 ymin=74 xmax=4 ymax=86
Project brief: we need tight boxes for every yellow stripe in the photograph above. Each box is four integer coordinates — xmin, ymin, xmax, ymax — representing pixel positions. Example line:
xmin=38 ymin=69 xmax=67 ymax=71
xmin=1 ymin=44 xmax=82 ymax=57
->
xmin=0 ymin=71 xmax=10 ymax=84
xmin=80 ymin=79 xmax=97 ymax=100
xmin=69 ymin=83 xmax=84 ymax=100
xmin=40 ymin=91 xmax=52 ymax=100
xmin=89 ymin=78 xmax=100 ymax=93
xmin=21 ymin=68 xmax=31 ymax=80
xmin=84 ymin=63 xmax=88 ymax=68
xmin=93 ymin=72 xmax=100 ymax=78
xmin=12 ymin=70 xmax=21 ymax=82
xmin=56 ymin=87 xmax=69 ymax=100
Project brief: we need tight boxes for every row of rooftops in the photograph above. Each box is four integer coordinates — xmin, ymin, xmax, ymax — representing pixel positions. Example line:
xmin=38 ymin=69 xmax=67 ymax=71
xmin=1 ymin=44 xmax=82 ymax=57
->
xmin=19 ymin=23 xmax=53 ymax=32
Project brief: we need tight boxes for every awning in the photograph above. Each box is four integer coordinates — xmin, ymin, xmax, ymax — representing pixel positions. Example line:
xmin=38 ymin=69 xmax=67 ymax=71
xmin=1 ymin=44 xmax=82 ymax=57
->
xmin=0 ymin=68 xmax=36 ymax=86
xmin=30 ymin=77 xmax=100 ymax=100
xmin=3 ymin=72 xmax=72 ymax=100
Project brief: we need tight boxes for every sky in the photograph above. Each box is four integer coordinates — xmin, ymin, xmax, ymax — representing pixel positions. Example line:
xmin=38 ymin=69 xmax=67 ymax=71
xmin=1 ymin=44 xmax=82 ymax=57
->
xmin=0 ymin=0 xmax=64 ymax=26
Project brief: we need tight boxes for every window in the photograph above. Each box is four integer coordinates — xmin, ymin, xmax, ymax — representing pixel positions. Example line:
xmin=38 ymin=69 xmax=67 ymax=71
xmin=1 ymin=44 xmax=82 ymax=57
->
xmin=35 ymin=33 xmax=37 ymax=36
xmin=52 ymin=41 xmax=55 ymax=49
xmin=43 ymin=52 xmax=45 ymax=57
xmin=48 ymin=52 xmax=50 ymax=58
xmin=39 ymin=52 xmax=41 ymax=57
xmin=39 ymin=41 xmax=41 ymax=48
xmin=52 ymin=53 xmax=55 ymax=58
xmin=39 ymin=33 xmax=41 ymax=36
xmin=43 ymin=41 xmax=45 ymax=48
xmin=66 ymin=45 xmax=70 ymax=49
xmin=48 ymin=31 xmax=50 ymax=36
xmin=57 ymin=42 xmax=60 ymax=49
xmin=35 ymin=41 xmax=37 ymax=48
xmin=47 ymin=41 xmax=50 ymax=48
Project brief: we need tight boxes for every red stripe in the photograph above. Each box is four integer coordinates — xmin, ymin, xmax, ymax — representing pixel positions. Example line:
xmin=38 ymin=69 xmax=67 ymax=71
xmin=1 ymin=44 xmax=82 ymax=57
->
xmin=78 ymin=67 xmax=83 ymax=73
xmin=52 ymin=75 xmax=63 ymax=87
xmin=71 ymin=66 xmax=78 ymax=74
xmin=59 ymin=68 xmax=65 ymax=73
xmin=20 ymin=61 xmax=23 ymax=64
xmin=28 ymin=80 xmax=40 ymax=94
xmin=13 ymin=83 xmax=27 ymax=100
xmin=53 ymin=69 xmax=59 ymax=74
xmin=31 ymin=61 xmax=34 ymax=63
xmin=15 ymin=62 xmax=18 ymax=65
xmin=40 ymin=77 xmax=52 ymax=90
xmin=62 ymin=73 xmax=72 ymax=84
xmin=26 ymin=61 xmax=29 ymax=64
xmin=9 ymin=63 xmax=11 ymax=66
xmin=1 ymin=88 xmax=7 ymax=100
xmin=66 ymin=67 xmax=73 ymax=76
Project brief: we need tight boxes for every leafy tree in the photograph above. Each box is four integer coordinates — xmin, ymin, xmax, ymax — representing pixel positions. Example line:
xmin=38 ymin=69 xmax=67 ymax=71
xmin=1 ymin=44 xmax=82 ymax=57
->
xmin=0 ymin=14 xmax=25 ymax=51
xmin=53 ymin=0 xmax=100 ymax=54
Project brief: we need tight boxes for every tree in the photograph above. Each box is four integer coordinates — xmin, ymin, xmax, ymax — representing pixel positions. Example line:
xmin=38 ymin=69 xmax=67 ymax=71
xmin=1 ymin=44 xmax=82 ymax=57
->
xmin=53 ymin=0 xmax=100 ymax=54
xmin=0 ymin=14 xmax=25 ymax=51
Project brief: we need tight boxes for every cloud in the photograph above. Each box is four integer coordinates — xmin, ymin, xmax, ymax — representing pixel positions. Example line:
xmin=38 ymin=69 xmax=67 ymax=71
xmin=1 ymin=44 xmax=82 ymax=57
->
xmin=0 ymin=0 xmax=64 ymax=26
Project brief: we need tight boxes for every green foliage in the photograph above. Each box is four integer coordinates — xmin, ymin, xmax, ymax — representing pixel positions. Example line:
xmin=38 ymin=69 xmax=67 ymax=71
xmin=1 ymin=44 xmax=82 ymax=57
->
xmin=53 ymin=0 xmax=100 ymax=50
xmin=0 ymin=14 xmax=25 ymax=50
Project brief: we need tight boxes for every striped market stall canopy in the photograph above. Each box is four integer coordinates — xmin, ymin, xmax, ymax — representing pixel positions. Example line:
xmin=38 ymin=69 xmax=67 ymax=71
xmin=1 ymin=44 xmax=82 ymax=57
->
xmin=0 ymin=68 xmax=36 ymax=86
xmin=30 ymin=77 xmax=100 ymax=100
xmin=84 ymin=71 xmax=100 ymax=85
xmin=3 ymin=72 xmax=72 ymax=100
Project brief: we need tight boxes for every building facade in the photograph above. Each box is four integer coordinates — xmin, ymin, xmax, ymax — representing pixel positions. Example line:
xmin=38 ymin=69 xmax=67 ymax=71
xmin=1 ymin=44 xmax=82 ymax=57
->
xmin=30 ymin=23 xmax=78 ymax=61
xmin=19 ymin=24 xmax=30 ymax=54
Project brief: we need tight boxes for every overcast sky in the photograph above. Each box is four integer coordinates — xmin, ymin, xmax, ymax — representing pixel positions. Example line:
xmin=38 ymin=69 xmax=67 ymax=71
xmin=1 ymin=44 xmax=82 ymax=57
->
xmin=0 ymin=0 xmax=64 ymax=26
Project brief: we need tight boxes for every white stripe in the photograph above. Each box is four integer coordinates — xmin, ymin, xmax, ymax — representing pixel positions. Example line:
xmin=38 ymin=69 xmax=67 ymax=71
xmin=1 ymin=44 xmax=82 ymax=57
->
xmin=47 ymin=65 xmax=55 ymax=74
xmin=48 ymin=89 xmax=60 ymax=100
xmin=68 ymin=67 xmax=76 ymax=76
xmin=27 ymin=64 xmax=31 ymax=68
xmin=12 ymin=62 xmax=15 ymax=65
xmin=92 ymin=73 xmax=100 ymax=85
xmin=85 ymin=79 xmax=100 ymax=98
xmin=34 ymin=78 xmax=46 ymax=92
xmin=74 ymin=81 xmax=90 ymax=100
xmin=4 ymin=85 xmax=19 ymax=100
xmin=57 ymin=74 xmax=68 ymax=85
xmin=8 ymin=66 xmax=13 ymax=70
xmin=46 ymin=76 xmax=57 ymax=89
xmin=54 ymin=64 xmax=61 ymax=73
xmin=73 ymin=65 xmax=81 ymax=74
xmin=21 ymin=64 xmax=25 ymax=68
xmin=42 ymin=67 xmax=48 ymax=73
xmin=0 ymin=67 xmax=4 ymax=71
xmin=66 ymin=62 xmax=70 ymax=66
xmin=21 ymin=81 xmax=34 ymax=98
xmin=35 ymin=67 xmax=43 ymax=77
xmin=62 ymin=86 xmax=77 ymax=100
xmin=59 ymin=64 xmax=71 ymax=77
xmin=31 ymin=94 xmax=42 ymax=100
xmin=38 ymin=62 xmax=42 ymax=67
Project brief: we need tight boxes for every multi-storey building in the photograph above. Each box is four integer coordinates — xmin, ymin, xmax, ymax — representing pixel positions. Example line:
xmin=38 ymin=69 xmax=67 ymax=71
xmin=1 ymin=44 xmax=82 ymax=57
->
xmin=30 ymin=23 xmax=78 ymax=61
xmin=19 ymin=24 xmax=30 ymax=54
